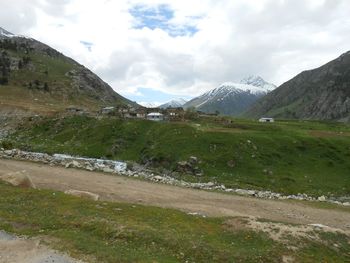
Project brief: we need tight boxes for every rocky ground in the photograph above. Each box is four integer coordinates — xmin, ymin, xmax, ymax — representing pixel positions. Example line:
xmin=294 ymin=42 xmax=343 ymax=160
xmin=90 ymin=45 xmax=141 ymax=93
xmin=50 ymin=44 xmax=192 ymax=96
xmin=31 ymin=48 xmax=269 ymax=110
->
xmin=0 ymin=231 xmax=82 ymax=263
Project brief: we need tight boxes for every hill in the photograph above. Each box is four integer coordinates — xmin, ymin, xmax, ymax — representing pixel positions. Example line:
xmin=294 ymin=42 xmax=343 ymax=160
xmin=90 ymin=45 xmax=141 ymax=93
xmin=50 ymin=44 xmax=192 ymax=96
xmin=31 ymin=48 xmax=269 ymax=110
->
xmin=184 ymin=76 xmax=275 ymax=116
xmin=0 ymin=27 xmax=133 ymax=115
xmin=245 ymin=51 xmax=350 ymax=121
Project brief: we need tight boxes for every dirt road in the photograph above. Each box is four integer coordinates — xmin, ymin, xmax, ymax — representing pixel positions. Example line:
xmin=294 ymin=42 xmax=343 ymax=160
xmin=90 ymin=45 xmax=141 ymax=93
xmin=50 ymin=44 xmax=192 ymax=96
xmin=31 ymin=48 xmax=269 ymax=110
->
xmin=0 ymin=159 xmax=349 ymax=231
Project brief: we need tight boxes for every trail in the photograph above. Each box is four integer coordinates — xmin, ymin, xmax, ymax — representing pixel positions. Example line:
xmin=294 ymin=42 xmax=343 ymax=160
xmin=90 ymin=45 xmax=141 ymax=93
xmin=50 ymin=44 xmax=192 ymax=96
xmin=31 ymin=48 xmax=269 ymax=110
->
xmin=0 ymin=159 xmax=349 ymax=231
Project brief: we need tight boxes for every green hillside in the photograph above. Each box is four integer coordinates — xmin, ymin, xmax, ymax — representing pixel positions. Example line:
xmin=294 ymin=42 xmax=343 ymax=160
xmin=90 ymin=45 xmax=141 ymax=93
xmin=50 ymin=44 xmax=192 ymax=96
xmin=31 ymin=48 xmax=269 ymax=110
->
xmin=0 ymin=36 xmax=132 ymax=114
xmin=5 ymin=115 xmax=350 ymax=197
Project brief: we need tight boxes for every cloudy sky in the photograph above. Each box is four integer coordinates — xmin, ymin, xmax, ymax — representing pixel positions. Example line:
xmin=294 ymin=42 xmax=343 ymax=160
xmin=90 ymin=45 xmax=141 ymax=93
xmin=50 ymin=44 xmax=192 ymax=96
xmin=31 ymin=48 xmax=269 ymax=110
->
xmin=1 ymin=0 xmax=350 ymax=104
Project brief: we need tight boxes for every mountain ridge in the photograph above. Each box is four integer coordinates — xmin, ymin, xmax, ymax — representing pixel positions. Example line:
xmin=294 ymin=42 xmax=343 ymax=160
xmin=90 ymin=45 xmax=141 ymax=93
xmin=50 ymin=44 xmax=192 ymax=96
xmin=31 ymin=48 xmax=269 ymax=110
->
xmin=0 ymin=27 xmax=134 ymax=114
xmin=159 ymin=98 xmax=187 ymax=109
xmin=183 ymin=76 xmax=275 ymax=116
xmin=244 ymin=51 xmax=350 ymax=121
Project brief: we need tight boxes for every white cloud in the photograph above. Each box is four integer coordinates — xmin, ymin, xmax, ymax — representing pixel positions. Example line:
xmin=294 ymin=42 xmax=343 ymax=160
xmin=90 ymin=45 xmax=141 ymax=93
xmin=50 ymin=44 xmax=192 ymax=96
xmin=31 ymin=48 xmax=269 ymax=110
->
xmin=1 ymin=0 xmax=350 ymax=101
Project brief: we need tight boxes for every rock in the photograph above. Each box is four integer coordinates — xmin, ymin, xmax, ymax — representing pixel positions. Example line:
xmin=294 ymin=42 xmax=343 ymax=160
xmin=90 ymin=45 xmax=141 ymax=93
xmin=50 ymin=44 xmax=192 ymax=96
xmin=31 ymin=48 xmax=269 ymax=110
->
xmin=113 ymin=162 xmax=127 ymax=173
xmin=65 ymin=160 xmax=81 ymax=169
xmin=318 ymin=195 xmax=326 ymax=202
xmin=235 ymin=189 xmax=256 ymax=196
xmin=4 ymin=150 xmax=13 ymax=156
xmin=102 ymin=167 xmax=114 ymax=173
xmin=153 ymin=176 xmax=164 ymax=182
xmin=189 ymin=156 xmax=198 ymax=164
xmin=0 ymin=171 xmax=36 ymax=189
xmin=343 ymin=202 xmax=350 ymax=206
xmin=64 ymin=189 xmax=99 ymax=201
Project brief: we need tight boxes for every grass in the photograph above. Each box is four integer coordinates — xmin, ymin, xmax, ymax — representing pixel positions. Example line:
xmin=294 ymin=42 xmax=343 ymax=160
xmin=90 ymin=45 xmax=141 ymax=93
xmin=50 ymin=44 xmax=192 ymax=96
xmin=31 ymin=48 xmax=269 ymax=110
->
xmin=6 ymin=115 xmax=350 ymax=197
xmin=0 ymin=181 xmax=349 ymax=262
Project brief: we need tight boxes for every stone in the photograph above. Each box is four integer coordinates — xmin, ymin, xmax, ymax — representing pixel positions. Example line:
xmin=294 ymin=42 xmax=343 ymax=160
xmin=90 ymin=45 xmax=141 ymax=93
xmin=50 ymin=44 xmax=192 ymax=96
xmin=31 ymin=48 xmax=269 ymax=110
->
xmin=85 ymin=165 xmax=94 ymax=171
xmin=189 ymin=156 xmax=198 ymax=164
xmin=65 ymin=160 xmax=81 ymax=169
xmin=64 ymin=189 xmax=99 ymax=201
xmin=153 ymin=176 xmax=164 ymax=182
xmin=102 ymin=167 xmax=114 ymax=173
xmin=318 ymin=195 xmax=326 ymax=202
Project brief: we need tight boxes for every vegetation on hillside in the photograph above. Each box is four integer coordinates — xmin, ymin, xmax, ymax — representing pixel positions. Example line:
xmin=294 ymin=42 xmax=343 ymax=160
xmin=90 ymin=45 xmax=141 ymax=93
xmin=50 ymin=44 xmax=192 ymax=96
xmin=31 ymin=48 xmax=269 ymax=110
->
xmin=6 ymin=115 xmax=350 ymax=197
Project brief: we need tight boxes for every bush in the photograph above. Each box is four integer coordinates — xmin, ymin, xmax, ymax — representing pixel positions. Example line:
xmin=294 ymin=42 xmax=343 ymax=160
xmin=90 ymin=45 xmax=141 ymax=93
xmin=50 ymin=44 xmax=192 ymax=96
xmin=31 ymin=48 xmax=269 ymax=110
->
xmin=1 ymin=140 xmax=13 ymax=150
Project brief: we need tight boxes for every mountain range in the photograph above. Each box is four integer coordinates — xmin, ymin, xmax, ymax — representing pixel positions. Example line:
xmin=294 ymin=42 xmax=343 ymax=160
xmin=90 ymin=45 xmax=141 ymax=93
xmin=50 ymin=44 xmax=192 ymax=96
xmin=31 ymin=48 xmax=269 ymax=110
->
xmin=0 ymin=27 xmax=132 ymax=115
xmin=183 ymin=76 xmax=275 ymax=116
xmin=245 ymin=51 xmax=350 ymax=122
xmin=159 ymin=98 xmax=187 ymax=109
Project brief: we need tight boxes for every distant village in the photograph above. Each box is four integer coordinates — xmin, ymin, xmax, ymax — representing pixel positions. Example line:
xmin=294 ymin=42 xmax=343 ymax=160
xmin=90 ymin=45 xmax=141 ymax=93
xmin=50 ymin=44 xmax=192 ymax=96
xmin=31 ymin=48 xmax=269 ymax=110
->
xmin=66 ymin=105 xmax=220 ymax=122
xmin=65 ymin=105 xmax=276 ymax=123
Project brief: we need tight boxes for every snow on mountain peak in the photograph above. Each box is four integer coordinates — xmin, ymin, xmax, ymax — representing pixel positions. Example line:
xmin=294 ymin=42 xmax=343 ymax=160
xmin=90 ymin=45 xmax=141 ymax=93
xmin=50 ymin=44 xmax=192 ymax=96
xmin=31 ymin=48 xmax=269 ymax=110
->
xmin=0 ymin=27 xmax=31 ymax=40
xmin=240 ymin=75 xmax=276 ymax=90
xmin=138 ymin=102 xmax=160 ymax=108
xmin=0 ymin=27 xmax=15 ymax=38
xmin=159 ymin=98 xmax=187 ymax=109
xmin=216 ymin=82 xmax=269 ymax=95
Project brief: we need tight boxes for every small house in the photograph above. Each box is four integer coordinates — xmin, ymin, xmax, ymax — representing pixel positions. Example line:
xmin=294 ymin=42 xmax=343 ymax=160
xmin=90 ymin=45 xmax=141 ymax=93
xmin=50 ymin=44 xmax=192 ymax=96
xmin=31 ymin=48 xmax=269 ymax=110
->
xmin=136 ymin=107 xmax=147 ymax=119
xmin=147 ymin=112 xmax=164 ymax=121
xmin=259 ymin=117 xmax=274 ymax=123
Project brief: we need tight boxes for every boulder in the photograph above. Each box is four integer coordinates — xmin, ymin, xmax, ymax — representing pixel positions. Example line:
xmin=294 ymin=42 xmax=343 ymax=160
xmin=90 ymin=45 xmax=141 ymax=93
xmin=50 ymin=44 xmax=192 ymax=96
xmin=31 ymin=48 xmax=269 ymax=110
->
xmin=318 ymin=195 xmax=326 ymax=202
xmin=65 ymin=160 xmax=81 ymax=169
xmin=0 ymin=171 xmax=36 ymax=189
xmin=102 ymin=167 xmax=114 ymax=173
xmin=189 ymin=156 xmax=198 ymax=164
xmin=64 ymin=189 xmax=99 ymax=201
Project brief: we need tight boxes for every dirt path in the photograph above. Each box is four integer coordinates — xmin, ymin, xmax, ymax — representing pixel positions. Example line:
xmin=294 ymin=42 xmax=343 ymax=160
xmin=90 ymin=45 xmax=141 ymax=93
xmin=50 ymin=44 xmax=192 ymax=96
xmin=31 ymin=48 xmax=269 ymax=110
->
xmin=1 ymin=159 xmax=349 ymax=231
xmin=0 ymin=231 xmax=82 ymax=263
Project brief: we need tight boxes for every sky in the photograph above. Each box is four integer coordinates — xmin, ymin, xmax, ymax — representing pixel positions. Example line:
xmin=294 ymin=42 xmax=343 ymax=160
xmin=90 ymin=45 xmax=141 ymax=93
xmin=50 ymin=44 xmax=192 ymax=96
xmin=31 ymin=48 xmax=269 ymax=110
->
xmin=1 ymin=0 xmax=350 ymax=105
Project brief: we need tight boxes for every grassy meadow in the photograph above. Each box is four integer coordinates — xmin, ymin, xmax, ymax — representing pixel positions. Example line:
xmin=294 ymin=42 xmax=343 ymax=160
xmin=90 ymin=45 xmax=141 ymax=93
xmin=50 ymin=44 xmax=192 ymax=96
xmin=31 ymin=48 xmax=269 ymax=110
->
xmin=5 ymin=115 xmax=350 ymax=197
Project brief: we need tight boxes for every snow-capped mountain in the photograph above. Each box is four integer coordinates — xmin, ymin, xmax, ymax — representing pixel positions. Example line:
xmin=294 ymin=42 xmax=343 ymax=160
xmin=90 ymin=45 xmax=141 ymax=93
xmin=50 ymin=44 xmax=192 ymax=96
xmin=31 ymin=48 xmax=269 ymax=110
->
xmin=240 ymin=75 xmax=276 ymax=90
xmin=0 ymin=27 xmax=15 ymax=38
xmin=183 ymin=77 xmax=274 ymax=116
xmin=138 ymin=102 xmax=160 ymax=108
xmin=159 ymin=98 xmax=187 ymax=109
xmin=0 ymin=27 xmax=31 ymax=40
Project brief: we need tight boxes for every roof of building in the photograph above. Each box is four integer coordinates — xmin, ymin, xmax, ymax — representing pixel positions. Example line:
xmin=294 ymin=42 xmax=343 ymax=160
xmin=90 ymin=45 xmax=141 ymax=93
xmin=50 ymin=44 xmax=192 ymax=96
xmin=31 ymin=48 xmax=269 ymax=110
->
xmin=147 ymin=112 xmax=163 ymax=116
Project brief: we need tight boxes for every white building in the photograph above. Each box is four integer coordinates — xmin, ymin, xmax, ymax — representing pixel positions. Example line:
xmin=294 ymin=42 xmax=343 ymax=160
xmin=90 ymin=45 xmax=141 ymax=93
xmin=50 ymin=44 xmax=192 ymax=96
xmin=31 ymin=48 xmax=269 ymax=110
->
xmin=259 ymin=117 xmax=275 ymax=123
xmin=147 ymin=112 xmax=164 ymax=121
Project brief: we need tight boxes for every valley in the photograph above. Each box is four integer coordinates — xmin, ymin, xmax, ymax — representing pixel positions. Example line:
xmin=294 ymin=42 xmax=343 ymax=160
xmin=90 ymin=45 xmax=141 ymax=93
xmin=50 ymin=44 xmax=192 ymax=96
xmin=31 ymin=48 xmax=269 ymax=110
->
xmin=1 ymin=15 xmax=350 ymax=262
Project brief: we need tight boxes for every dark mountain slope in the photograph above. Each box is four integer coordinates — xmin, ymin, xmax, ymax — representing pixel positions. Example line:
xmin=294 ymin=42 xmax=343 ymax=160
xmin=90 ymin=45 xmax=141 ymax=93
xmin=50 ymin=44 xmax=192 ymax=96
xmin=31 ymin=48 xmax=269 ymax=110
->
xmin=0 ymin=27 xmax=134 ymax=114
xmin=245 ymin=51 xmax=350 ymax=121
